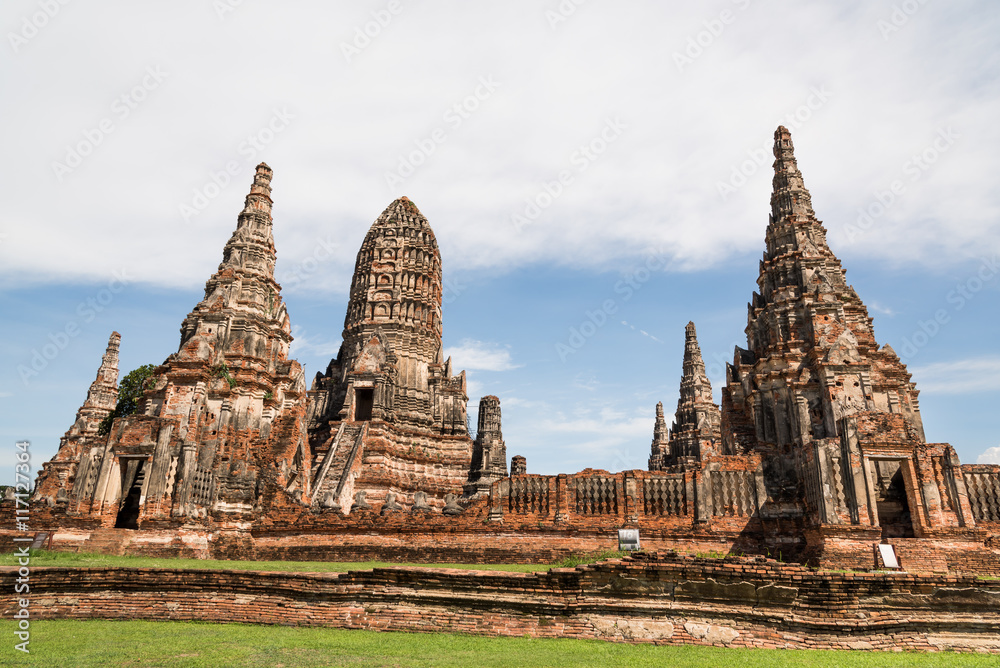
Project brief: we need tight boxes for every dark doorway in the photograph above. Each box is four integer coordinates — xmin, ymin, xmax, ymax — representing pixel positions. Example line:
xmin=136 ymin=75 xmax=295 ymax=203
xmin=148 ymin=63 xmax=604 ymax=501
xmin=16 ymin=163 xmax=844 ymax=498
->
xmin=354 ymin=388 xmax=374 ymax=421
xmin=114 ymin=459 xmax=146 ymax=529
xmin=873 ymin=460 xmax=914 ymax=539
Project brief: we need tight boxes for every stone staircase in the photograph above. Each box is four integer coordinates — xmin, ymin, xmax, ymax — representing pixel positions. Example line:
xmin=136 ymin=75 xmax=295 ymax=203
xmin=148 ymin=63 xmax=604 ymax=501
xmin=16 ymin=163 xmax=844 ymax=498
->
xmin=311 ymin=422 xmax=366 ymax=508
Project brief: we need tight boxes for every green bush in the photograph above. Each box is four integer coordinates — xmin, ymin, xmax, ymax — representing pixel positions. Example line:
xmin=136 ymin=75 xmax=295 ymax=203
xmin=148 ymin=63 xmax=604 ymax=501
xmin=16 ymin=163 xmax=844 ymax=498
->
xmin=97 ymin=364 xmax=158 ymax=435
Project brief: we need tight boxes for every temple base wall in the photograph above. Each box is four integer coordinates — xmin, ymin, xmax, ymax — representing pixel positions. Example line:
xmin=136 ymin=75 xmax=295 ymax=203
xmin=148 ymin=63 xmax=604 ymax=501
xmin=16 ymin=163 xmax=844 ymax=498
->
xmin=4 ymin=554 xmax=1000 ymax=652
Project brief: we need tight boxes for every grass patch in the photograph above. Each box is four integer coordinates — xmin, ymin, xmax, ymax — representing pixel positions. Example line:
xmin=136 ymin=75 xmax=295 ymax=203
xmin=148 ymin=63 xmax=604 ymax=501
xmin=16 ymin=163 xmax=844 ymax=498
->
xmin=1 ymin=620 xmax=993 ymax=667
xmin=0 ymin=549 xmax=625 ymax=574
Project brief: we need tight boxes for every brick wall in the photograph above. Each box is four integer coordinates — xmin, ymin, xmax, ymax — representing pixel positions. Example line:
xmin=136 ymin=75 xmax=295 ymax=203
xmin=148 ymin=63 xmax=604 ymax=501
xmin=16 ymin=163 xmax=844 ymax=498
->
xmin=4 ymin=553 xmax=1000 ymax=652
xmin=4 ymin=494 xmax=998 ymax=574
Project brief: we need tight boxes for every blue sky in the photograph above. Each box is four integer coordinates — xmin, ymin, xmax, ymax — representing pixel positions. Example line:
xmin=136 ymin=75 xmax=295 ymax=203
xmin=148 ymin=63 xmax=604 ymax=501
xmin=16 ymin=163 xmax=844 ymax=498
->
xmin=2 ymin=1 xmax=999 ymax=483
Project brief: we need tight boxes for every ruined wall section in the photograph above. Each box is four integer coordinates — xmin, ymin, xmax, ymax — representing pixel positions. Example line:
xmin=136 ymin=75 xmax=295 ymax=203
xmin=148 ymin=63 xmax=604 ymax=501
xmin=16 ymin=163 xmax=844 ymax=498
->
xmin=33 ymin=332 xmax=121 ymax=506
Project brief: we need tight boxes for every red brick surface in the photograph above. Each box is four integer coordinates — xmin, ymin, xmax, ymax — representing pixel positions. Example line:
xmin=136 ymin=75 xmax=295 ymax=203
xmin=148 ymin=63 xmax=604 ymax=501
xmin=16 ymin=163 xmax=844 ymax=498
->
xmin=4 ymin=553 xmax=999 ymax=651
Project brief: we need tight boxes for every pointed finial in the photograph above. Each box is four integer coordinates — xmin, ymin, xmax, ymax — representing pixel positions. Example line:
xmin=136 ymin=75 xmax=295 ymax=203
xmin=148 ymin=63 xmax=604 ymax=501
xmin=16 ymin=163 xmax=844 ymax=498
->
xmin=770 ymin=125 xmax=815 ymax=222
xmin=684 ymin=321 xmax=701 ymax=355
xmin=241 ymin=164 xmax=273 ymax=223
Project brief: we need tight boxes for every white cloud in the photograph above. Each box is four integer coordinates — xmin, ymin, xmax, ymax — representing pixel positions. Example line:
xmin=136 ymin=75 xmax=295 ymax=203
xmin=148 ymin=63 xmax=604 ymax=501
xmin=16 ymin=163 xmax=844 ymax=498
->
xmin=909 ymin=357 xmax=1000 ymax=395
xmin=976 ymin=446 xmax=1000 ymax=465
xmin=2 ymin=2 xmax=998 ymax=291
xmin=867 ymin=302 xmax=897 ymax=316
xmin=288 ymin=326 xmax=341 ymax=358
xmin=621 ymin=320 xmax=663 ymax=343
xmin=444 ymin=339 xmax=519 ymax=372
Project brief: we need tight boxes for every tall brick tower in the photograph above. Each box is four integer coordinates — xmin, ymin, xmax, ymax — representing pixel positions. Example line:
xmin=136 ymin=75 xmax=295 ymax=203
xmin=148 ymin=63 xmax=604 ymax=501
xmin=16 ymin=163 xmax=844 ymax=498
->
xmin=650 ymin=322 xmax=722 ymax=470
xmin=43 ymin=164 xmax=310 ymax=528
xmin=648 ymin=401 xmax=670 ymax=471
xmin=307 ymin=198 xmax=472 ymax=511
xmin=720 ymin=127 xmax=975 ymax=549
xmin=671 ymin=322 xmax=723 ymax=463
xmin=465 ymin=395 xmax=507 ymax=495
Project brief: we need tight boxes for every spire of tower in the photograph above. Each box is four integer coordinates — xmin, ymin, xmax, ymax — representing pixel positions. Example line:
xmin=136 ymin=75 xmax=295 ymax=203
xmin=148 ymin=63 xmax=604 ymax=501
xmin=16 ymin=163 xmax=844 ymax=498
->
xmin=72 ymin=331 xmax=121 ymax=433
xmin=680 ymin=322 xmax=714 ymax=406
xmin=466 ymin=395 xmax=507 ymax=493
xmin=177 ymin=164 xmax=291 ymax=363
xmin=654 ymin=401 xmax=667 ymax=436
xmin=758 ymin=127 xmax=844 ymax=302
xmin=770 ymin=126 xmax=816 ymax=223
xmin=54 ymin=330 xmax=121 ymax=442
xmin=86 ymin=331 xmax=121 ymax=409
xmin=668 ymin=322 xmax=722 ymax=462
xmin=648 ymin=400 xmax=669 ymax=470
xmin=218 ymin=162 xmax=276 ymax=278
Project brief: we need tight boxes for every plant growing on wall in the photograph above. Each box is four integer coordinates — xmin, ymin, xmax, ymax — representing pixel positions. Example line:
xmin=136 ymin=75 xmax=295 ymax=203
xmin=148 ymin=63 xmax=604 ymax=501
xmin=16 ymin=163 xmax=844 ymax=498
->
xmin=213 ymin=362 xmax=238 ymax=389
xmin=97 ymin=364 xmax=158 ymax=435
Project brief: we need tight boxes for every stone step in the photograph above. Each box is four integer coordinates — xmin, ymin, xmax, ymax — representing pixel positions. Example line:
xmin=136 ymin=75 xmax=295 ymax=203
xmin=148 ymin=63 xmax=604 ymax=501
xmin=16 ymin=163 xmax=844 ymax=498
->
xmin=312 ymin=424 xmax=365 ymax=504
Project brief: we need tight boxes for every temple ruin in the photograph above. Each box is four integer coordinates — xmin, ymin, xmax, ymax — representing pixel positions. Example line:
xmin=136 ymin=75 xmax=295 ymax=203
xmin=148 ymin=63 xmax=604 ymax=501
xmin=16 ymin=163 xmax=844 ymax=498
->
xmin=20 ymin=127 xmax=1000 ymax=573
xmin=304 ymin=196 xmax=473 ymax=513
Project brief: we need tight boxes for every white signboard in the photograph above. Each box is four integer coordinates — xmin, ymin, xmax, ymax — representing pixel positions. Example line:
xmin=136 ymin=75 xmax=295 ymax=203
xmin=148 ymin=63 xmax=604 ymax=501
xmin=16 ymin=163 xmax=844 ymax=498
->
xmin=618 ymin=529 xmax=640 ymax=552
xmin=878 ymin=543 xmax=899 ymax=569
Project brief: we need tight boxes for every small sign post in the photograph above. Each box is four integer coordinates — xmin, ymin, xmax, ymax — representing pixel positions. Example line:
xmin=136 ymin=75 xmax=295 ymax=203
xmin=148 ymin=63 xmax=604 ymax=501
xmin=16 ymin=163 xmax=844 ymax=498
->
xmin=618 ymin=528 xmax=640 ymax=552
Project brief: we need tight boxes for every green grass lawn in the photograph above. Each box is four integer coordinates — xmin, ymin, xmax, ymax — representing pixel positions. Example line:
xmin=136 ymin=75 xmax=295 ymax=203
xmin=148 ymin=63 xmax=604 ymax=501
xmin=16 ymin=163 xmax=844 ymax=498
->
xmin=0 ymin=620 xmax=993 ymax=667
xmin=0 ymin=548 xmax=626 ymax=573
